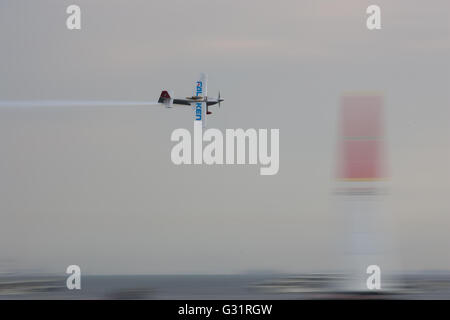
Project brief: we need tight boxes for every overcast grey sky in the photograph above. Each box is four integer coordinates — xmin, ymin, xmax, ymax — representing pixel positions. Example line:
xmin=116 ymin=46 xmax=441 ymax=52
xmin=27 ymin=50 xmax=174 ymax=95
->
xmin=0 ymin=0 xmax=449 ymax=274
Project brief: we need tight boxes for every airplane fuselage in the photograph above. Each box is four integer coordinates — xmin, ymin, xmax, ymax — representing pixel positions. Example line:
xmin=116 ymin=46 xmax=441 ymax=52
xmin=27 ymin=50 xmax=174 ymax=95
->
xmin=172 ymin=97 xmax=223 ymax=107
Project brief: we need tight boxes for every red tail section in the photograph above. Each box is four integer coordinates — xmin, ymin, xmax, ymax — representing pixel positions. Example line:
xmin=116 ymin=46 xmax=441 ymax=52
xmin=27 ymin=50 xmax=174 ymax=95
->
xmin=158 ymin=90 xmax=171 ymax=103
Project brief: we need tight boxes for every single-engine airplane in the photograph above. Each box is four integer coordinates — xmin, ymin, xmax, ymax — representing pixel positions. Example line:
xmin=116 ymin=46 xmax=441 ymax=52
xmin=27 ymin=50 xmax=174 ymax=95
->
xmin=157 ymin=73 xmax=223 ymax=127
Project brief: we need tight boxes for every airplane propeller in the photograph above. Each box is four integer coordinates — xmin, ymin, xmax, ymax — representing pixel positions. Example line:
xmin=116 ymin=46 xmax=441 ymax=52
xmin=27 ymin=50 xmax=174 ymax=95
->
xmin=218 ymin=91 xmax=223 ymax=108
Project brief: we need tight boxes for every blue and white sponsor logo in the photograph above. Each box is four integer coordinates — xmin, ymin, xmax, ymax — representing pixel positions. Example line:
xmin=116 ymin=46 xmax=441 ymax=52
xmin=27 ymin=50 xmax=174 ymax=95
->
xmin=195 ymin=81 xmax=202 ymax=121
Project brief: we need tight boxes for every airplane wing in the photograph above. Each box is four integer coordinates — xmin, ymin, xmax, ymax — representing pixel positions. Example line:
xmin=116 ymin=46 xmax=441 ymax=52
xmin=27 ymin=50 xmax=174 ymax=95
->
xmin=193 ymin=73 xmax=208 ymax=127
xmin=200 ymin=73 xmax=208 ymax=100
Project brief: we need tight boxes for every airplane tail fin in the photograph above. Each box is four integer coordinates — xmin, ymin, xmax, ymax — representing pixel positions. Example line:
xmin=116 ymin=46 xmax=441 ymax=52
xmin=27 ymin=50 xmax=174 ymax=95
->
xmin=158 ymin=90 xmax=173 ymax=108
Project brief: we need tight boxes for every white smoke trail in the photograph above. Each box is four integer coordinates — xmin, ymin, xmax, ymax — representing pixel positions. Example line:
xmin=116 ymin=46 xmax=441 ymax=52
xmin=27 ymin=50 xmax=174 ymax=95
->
xmin=0 ymin=100 xmax=159 ymax=108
